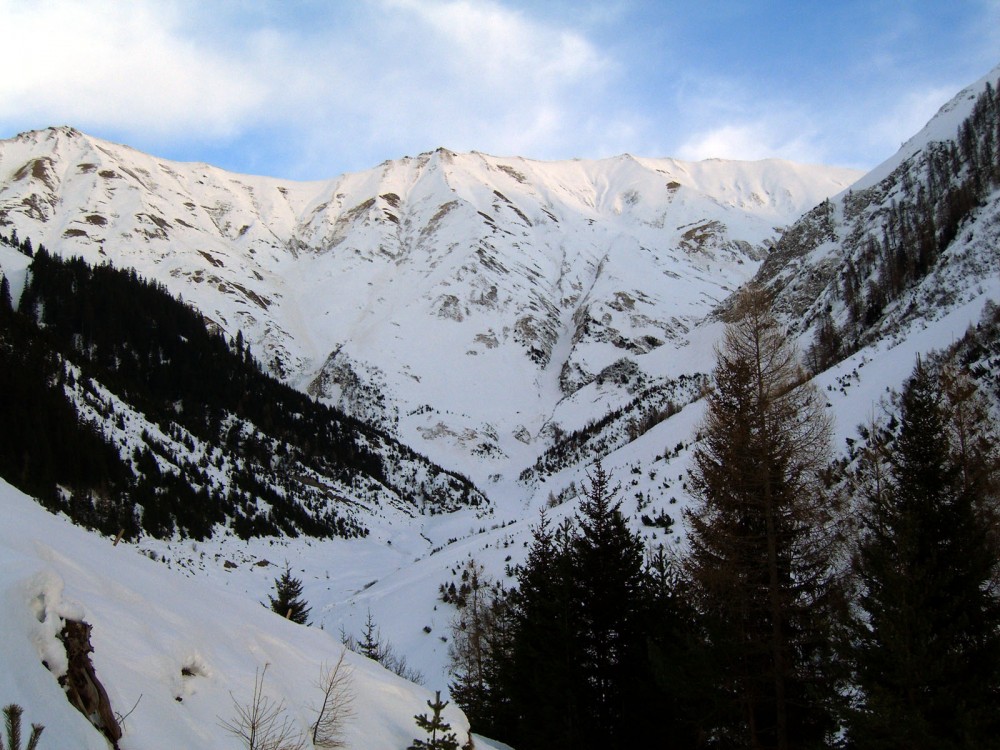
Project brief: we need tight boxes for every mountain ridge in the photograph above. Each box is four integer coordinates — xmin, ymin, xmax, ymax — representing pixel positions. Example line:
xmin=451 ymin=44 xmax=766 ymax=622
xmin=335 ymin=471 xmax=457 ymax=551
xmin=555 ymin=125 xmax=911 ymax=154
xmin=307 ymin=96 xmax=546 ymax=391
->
xmin=0 ymin=128 xmax=861 ymax=486
xmin=2 ymin=61 xmax=1000 ymax=718
xmin=754 ymin=62 xmax=1000 ymax=371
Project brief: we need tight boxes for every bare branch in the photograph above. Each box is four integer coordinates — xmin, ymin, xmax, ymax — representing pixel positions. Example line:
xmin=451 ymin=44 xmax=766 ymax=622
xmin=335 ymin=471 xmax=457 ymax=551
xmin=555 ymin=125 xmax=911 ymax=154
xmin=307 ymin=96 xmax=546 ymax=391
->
xmin=219 ymin=664 xmax=305 ymax=750
xmin=310 ymin=650 xmax=355 ymax=748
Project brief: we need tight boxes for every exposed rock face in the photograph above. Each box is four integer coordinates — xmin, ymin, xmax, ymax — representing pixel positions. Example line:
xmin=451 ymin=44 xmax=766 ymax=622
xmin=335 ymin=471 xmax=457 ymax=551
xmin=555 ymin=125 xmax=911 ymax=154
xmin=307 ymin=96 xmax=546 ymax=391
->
xmin=58 ymin=619 xmax=122 ymax=749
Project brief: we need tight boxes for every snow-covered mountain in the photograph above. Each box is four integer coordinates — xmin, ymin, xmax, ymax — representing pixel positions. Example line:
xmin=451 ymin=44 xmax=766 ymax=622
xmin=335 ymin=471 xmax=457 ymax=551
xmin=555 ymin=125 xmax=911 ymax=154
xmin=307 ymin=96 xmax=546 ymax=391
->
xmin=2 ymin=60 xmax=1000 ymax=738
xmin=0 ymin=132 xmax=859 ymax=487
xmin=755 ymin=62 xmax=1000 ymax=361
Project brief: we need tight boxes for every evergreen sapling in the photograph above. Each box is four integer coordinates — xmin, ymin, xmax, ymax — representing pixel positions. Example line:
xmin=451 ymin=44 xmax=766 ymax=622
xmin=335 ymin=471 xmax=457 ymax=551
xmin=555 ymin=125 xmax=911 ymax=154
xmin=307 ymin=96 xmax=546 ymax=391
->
xmin=408 ymin=691 xmax=461 ymax=750
xmin=268 ymin=563 xmax=311 ymax=624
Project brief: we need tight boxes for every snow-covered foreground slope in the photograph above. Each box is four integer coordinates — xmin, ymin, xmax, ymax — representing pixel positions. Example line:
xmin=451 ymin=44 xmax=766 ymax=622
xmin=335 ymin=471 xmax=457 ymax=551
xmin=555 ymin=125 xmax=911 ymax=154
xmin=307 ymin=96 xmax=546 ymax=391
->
xmin=0 ymin=477 xmax=505 ymax=750
xmin=0 ymin=132 xmax=860 ymax=484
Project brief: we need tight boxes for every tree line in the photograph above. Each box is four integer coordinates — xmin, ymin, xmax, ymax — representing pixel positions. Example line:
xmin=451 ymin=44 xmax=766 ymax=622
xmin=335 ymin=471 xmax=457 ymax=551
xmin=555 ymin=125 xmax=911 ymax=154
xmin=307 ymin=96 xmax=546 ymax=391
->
xmin=447 ymin=286 xmax=1000 ymax=749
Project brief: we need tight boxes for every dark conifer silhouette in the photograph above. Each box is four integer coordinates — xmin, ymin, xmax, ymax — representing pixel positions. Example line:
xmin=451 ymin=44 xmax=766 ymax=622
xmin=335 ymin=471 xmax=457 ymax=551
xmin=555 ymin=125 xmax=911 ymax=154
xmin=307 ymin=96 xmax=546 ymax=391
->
xmin=457 ymin=463 xmax=695 ymax=750
xmin=685 ymin=286 xmax=844 ymax=750
xmin=570 ymin=462 xmax=646 ymax=748
xmin=847 ymin=359 xmax=1000 ymax=748
xmin=0 ymin=275 xmax=12 ymax=313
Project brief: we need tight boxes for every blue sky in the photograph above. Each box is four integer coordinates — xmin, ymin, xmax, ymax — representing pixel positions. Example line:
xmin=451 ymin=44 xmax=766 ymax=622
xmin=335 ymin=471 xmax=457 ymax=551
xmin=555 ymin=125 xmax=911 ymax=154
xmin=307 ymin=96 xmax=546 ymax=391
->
xmin=2 ymin=0 xmax=998 ymax=180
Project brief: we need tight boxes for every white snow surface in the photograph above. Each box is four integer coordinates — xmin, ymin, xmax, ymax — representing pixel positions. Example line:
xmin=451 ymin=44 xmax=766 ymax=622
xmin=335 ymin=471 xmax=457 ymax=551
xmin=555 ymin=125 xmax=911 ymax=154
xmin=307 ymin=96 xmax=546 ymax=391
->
xmin=0 ymin=476 xmax=498 ymax=750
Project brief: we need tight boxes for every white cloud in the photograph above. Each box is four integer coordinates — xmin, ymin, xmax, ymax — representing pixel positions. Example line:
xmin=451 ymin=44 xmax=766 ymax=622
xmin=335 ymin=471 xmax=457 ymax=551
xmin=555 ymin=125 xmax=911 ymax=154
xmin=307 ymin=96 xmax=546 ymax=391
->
xmin=676 ymin=125 xmax=756 ymax=161
xmin=383 ymin=0 xmax=607 ymax=86
xmin=0 ymin=0 xmax=624 ymax=176
xmin=677 ymin=122 xmax=821 ymax=164
xmin=669 ymin=73 xmax=827 ymax=165
xmin=308 ymin=0 xmax=618 ymax=162
xmin=0 ymin=0 xmax=270 ymax=137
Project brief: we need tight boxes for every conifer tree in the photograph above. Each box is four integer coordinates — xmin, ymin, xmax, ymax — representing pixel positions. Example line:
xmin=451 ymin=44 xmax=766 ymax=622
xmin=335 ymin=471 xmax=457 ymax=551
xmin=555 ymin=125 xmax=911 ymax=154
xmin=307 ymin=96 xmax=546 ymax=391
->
xmin=940 ymin=364 xmax=1000 ymax=554
xmin=685 ymin=286 xmax=844 ymax=750
xmin=481 ymin=465 xmax=666 ymax=750
xmin=642 ymin=547 xmax=714 ymax=747
xmin=408 ymin=691 xmax=460 ymax=750
xmin=806 ymin=310 xmax=841 ymax=373
xmin=502 ymin=511 xmax=581 ymax=750
xmin=344 ymin=610 xmax=424 ymax=683
xmin=0 ymin=275 xmax=12 ymax=314
xmin=356 ymin=609 xmax=385 ymax=663
xmin=268 ymin=563 xmax=311 ymax=624
xmin=2 ymin=704 xmax=44 ymax=750
xmin=570 ymin=462 xmax=646 ymax=749
xmin=847 ymin=359 xmax=1000 ymax=748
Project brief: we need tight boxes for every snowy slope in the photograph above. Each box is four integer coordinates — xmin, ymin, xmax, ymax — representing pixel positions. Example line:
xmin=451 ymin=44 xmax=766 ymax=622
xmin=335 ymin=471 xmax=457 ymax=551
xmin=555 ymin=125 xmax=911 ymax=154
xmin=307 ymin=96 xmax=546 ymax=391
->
xmin=754 ymin=62 xmax=1000 ymax=352
xmin=279 ymin=60 xmax=1000 ymax=694
xmin=0 ymin=476 xmax=500 ymax=750
xmin=120 ymin=284 xmax=1000 ymax=705
xmin=0 ymin=131 xmax=860 ymax=486
xmin=851 ymin=62 xmax=1000 ymax=191
xmin=3 ymin=60 xmax=1000 ymax=713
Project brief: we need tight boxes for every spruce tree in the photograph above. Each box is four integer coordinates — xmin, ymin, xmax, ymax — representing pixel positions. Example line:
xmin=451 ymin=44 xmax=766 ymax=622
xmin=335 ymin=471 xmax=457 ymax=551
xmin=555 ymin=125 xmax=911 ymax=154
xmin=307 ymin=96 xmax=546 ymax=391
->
xmin=408 ymin=691 xmax=460 ymax=750
xmin=642 ymin=547 xmax=715 ymax=747
xmin=485 ymin=465 xmax=666 ymax=750
xmin=848 ymin=360 xmax=1000 ymax=749
xmin=502 ymin=512 xmax=581 ymax=750
xmin=268 ymin=563 xmax=311 ymax=624
xmin=0 ymin=275 xmax=12 ymax=314
xmin=685 ymin=286 xmax=844 ymax=750
xmin=357 ymin=609 xmax=384 ymax=662
xmin=570 ymin=462 xmax=646 ymax=749
xmin=2 ymin=703 xmax=44 ymax=750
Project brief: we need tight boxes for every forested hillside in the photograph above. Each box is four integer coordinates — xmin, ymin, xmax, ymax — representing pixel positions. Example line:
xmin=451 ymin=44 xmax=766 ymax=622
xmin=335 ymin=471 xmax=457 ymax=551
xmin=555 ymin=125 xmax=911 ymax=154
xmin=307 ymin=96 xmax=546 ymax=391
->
xmin=444 ymin=288 xmax=1000 ymax=750
xmin=756 ymin=73 xmax=1000 ymax=372
xmin=0 ymin=235 xmax=484 ymax=541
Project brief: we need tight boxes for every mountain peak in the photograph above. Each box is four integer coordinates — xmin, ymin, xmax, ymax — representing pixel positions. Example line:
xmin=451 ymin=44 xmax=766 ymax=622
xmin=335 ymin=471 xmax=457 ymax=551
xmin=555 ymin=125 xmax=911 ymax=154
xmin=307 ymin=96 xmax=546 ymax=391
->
xmin=13 ymin=125 xmax=82 ymax=143
xmin=853 ymin=61 xmax=1000 ymax=190
xmin=0 ymin=126 xmax=860 ymax=483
